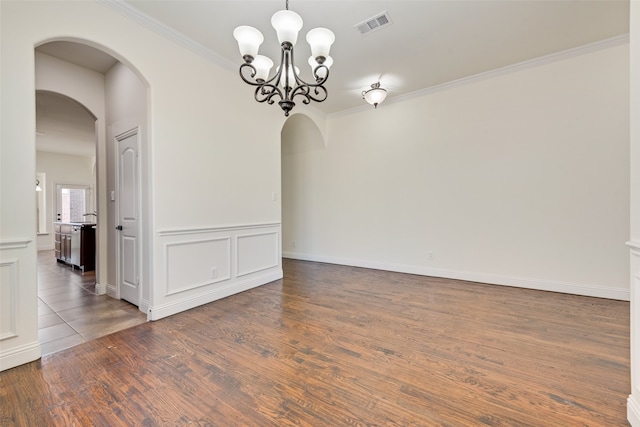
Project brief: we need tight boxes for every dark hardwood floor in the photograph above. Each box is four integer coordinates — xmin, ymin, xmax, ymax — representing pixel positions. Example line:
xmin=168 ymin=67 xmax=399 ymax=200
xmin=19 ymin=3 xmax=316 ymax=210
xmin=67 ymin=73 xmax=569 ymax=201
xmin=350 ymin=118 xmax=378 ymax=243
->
xmin=0 ymin=259 xmax=630 ymax=426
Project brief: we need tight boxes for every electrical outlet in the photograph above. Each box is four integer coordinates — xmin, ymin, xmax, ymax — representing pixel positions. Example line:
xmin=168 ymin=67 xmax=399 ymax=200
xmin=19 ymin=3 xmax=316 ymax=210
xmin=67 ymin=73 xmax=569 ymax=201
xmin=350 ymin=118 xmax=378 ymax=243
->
xmin=210 ymin=267 xmax=218 ymax=278
xmin=427 ymin=252 xmax=434 ymax=260
xmin=292 ymin=241 xmax=297 ymax=248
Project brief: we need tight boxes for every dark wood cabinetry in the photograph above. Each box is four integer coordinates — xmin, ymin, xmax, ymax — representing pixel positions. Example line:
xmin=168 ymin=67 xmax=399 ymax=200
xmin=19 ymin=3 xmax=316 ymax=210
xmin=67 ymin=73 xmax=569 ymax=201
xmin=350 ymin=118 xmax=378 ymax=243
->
xmin=54 ymin=222 xmax=96 ymax=272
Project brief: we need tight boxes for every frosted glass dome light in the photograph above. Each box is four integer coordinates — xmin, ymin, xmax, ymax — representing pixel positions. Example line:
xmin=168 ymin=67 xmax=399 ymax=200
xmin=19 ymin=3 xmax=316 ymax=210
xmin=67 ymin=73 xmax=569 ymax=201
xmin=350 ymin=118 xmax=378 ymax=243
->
xmin=271 ymin=9 xmax=303 ymax=46
xmin=306 ymin=28 xmax=335 ymax=60
xmin=252 ymin=55 xmax=274 ymax=82
xmin=362 ymin=82 xmax=388 ymax=109
xmin=233 ymin=26 xmax=264 ymax=61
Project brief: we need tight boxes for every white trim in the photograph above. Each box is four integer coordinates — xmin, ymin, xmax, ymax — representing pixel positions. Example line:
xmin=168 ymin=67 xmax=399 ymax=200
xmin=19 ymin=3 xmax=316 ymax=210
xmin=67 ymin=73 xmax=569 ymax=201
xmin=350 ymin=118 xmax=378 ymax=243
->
xmin=158 ymin=222 xmax=281 ymax=237
xmin=164 ymin=237 xmax=232 ymax=295
xmin=97 ymin=0 xmax=235 ymax=72
xmin=148 ymin=269 xmax=282 ymax=321
xmin=0 ymin=341 xmax=41 ymax=372
xmin=629 ymin=241 xmax=640 ymax=256
xmin=0 ymin=239 xmax=32 ymax=250
xmin=106 ymin=283 xmax=117 ymax=299
xmin=99 ymin=1 xmax=628 ymax=119
xmin=331 ymin=34 xmax=631 ymax=118
xmin=0 ymin=259 xmax=19 ymax=341
xmin=283 ymin=251 xmax=629 ymax=301
xmin=629 ymin=395 xmax=640 ymax=427
xmin=140 ymin=298 xmax=151 ymax=320
xmin=235 ymin=231 xmax=280 ymax=278
xmin=95 ymin=282 xmax=107 ymax=295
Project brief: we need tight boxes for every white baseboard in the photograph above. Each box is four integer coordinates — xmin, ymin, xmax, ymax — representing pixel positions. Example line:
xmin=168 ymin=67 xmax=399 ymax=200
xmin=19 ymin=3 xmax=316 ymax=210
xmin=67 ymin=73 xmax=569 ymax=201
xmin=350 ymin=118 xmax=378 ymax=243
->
xmin=140 ymin=299 xmax=151 ymax=319
xmin=282 ymin=251 xmax=629 ymax=301
xmin=629 ymin=395 xmax=640 ymax=426
xmin=95 ymin=282 xmax=107 ymax=295
xmin=106 ymin=283 xmax=117 ymax=299
xmin=147 ymin=269 xmax=283 ymax=321
xmin=0 ymin=341 xmax=41 ymax=372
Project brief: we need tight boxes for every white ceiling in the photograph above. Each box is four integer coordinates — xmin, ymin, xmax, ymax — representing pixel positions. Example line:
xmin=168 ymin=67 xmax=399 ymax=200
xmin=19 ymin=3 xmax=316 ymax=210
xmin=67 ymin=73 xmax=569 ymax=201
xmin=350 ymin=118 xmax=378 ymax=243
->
xmin=35 ymin=0 xmax=629 ymax=156
xmin=36 ymin=91 xmax=97 ymax=158
xmin=123 ymin=0 xmax=629 ymax=114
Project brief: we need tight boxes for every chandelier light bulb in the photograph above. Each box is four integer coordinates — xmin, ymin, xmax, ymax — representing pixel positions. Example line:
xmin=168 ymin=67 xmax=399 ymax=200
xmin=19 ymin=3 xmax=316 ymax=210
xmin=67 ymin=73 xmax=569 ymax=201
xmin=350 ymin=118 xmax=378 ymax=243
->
xmin=271 ymin=9 xmax=303 ymax=46
xmin=252 ymin=55 xmax=274 ymax=82
xmin=233 ymin=26 xmax=264 ymax=61
xmin=306 ymin=28 xmax=335 ymax=60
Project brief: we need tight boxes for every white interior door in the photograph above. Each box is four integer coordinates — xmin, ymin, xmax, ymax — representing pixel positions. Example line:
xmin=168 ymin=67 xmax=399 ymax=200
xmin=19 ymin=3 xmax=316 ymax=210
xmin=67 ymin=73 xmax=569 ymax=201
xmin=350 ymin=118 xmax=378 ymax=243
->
xmin=116 ymin=128 xmax=140 ymax=306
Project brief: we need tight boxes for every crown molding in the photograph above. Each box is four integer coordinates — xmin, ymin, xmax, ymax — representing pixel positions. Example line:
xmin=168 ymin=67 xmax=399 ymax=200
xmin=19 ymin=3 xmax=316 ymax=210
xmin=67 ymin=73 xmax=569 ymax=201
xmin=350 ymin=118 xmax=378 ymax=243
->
xmin=96 ymin=0 xmax=236 ymax=72
xmin=331 ymin=33 xmax=630 ymax=119
xmin=95 ymin=1 xmax=629 ymax=119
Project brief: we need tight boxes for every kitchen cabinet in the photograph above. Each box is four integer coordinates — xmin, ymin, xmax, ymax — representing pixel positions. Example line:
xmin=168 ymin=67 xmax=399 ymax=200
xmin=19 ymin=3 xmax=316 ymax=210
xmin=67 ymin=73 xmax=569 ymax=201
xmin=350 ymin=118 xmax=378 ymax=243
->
xmin=54 ymin=222 xmax=96 ymax=272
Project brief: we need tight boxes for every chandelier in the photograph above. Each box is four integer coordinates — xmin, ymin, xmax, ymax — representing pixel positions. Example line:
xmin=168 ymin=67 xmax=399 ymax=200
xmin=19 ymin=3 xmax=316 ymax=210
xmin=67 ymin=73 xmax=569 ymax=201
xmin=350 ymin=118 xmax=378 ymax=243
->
xmin=233 ymin=1 xmax=335 ymax=116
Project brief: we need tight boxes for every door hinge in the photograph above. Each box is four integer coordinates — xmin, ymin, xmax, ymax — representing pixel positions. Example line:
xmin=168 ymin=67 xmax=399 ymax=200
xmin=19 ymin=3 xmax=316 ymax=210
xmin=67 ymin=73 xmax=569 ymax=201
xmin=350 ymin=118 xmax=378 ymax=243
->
xmin=136 ymin=276 xmax=140 ymax=285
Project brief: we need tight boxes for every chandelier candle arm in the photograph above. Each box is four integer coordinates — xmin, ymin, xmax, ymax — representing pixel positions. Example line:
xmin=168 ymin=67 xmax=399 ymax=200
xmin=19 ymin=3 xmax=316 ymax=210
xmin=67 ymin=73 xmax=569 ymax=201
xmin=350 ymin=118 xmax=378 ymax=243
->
xmin=308 ymin=55 xmax=332 ymax=81
xmin=233 ymin=0 xmax=335 ymax=116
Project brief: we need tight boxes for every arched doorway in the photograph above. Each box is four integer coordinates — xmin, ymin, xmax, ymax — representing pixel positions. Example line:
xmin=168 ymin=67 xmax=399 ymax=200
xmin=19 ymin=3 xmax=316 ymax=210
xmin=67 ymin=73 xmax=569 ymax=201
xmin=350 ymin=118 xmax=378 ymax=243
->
xmin=281 ymin=113 xmax=326 ymax=259
xmin=34 ymin=40 xmax=149 ymax=354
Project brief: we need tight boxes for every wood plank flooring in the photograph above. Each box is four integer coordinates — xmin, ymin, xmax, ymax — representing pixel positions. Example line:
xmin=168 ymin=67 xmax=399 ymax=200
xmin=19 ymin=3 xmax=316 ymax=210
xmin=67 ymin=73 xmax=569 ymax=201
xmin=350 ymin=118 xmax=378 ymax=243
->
xmin=0 ymin=259 xmax=630 ymax=426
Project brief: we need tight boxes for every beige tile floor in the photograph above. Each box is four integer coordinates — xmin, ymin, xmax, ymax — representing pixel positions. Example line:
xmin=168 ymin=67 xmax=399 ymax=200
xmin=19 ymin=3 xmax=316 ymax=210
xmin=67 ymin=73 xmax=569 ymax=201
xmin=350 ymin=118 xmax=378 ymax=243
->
xmin=38 ymin=250 xmax=147 ymax=356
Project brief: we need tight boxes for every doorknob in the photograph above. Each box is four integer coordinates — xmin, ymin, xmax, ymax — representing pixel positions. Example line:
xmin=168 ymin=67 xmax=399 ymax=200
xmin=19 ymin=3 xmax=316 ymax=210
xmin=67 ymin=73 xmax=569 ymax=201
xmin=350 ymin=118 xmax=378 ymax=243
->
xmin=115 ymin=225 xmax=123 ymax=230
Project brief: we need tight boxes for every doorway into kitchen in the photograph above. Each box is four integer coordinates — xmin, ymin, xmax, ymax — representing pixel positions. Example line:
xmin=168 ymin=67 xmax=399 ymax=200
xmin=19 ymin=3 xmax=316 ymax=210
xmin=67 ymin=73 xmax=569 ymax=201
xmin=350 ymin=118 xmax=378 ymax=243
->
xmin=35 ymin=40 xmax=149 ymax=355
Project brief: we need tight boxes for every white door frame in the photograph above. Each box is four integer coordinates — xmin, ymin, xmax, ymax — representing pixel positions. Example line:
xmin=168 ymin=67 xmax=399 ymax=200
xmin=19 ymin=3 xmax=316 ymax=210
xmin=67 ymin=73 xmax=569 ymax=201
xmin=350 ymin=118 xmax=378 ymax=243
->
xmin=114 ymin=127 xmax=142 ymax=306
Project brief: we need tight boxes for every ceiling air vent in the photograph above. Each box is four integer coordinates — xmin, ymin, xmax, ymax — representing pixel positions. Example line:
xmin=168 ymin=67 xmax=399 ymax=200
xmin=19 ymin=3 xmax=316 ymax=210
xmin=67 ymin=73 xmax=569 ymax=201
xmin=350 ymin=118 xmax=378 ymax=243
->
xmin=355 ymin=11 xmax=392 ymax=36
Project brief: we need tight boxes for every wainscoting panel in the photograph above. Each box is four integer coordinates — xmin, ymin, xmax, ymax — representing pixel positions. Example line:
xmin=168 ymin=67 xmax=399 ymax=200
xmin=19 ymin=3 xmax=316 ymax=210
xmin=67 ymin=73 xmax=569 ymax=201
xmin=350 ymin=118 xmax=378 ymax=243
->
xmin=165 ymin=237 xmax=231 ymax=295
xmin=236 ymin=231 xmax=279 ymax=277
xmin=0 ymin=259 xmax=18 ymax=341
xmin=627 ymin=241 xmax=640 ymax=425
xmin=0 ymin=239 xmax=41 ymax=372
xmin=150 ymin=223 xmax=282 ymax=321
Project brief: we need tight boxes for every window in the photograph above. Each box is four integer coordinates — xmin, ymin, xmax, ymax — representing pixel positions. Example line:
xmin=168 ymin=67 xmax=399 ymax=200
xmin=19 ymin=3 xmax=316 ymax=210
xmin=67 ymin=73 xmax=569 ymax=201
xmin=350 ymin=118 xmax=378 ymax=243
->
xmin=56 ymin=184 xmax=93 ymax=223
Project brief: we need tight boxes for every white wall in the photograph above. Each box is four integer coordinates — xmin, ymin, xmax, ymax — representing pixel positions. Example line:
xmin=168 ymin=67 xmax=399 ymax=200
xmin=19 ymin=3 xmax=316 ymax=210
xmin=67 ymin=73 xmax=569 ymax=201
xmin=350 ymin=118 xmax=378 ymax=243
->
xmin=627 ymin=1 xmax=639 ymax=424
xmin=1 ymin=0 xmax=284 ymax=370
xmin=35 ymin=152 xmax=95 ymax=250
xmin=283 ymin=42 xmax=630 ymax=300
xmin=104 ymin=62 xmax=149 ymax=308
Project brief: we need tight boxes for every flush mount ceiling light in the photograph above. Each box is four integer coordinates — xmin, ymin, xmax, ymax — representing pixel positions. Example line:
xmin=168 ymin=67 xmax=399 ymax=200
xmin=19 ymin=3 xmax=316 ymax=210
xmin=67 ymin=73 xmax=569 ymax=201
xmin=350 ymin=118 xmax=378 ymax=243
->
xmin=362 ymin=82 xmax=387 ymax=109
xmin=233 ymin=0 xmax=335 ymax=116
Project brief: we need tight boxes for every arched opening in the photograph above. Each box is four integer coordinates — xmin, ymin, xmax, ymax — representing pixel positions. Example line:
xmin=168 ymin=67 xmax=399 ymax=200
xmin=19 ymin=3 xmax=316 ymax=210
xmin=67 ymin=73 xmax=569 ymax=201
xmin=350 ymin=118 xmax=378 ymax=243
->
xmin=281 ymin=113 xmax=326 ymax=259
xmin=34 ymin=40 xmax=149 ymax=355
